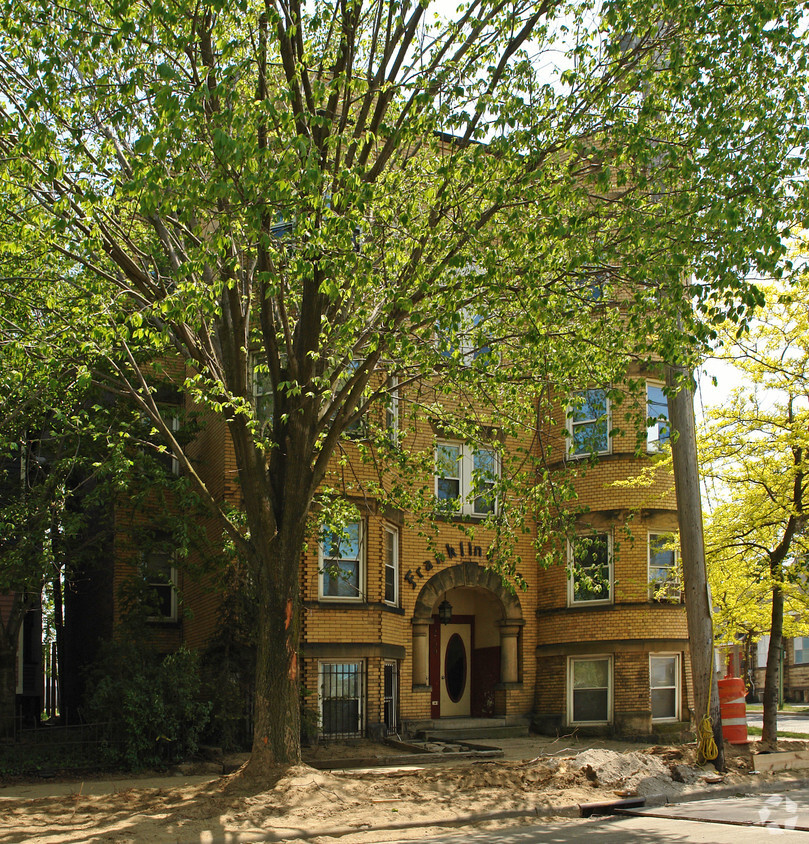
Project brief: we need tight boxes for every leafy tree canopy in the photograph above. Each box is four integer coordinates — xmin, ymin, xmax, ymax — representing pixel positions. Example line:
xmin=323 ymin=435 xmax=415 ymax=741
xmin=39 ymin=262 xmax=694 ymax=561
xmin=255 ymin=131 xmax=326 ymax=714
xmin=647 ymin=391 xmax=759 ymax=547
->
xmin=1 ymin=0 xmax=807 ymax=768
xmin=701 ymin=271 xmax=809 ymax=745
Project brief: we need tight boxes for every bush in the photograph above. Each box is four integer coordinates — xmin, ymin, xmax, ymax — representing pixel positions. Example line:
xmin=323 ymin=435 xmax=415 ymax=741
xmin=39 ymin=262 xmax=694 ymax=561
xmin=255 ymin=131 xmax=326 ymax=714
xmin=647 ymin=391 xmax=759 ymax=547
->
xmin=84 ymin=641 xmax=211 ymax=769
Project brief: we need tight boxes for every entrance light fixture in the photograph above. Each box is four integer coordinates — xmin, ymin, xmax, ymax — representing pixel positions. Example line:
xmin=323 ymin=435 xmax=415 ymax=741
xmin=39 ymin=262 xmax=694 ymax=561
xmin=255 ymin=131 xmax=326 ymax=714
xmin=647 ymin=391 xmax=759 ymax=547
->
xmin=438 ymin=599 xmax=453 ymax=625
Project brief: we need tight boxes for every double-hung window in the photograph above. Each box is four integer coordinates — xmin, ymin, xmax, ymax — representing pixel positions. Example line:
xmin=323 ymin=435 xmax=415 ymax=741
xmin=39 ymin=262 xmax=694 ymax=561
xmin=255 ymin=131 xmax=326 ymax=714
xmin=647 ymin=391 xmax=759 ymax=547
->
xmin=436 ymin=307 xmax=495 ymax=364
xmin=154 ymin=411 xmax=181 ymax=475
xmin=319 ymin=521 xmax=364 ymax=601
xmin=567 ymin=389 xmax=610 ymax=457
xmin=648 ymin=532 xmax=680 ymax=602
xmin=568 ymin=533 xmax=612 ymax=605
xmin=794 ymin=638 xmax=809 ymax=665
xmin=142 ymin=544 xmax=178 ymax=621
xmin=650 ymin=654 xmax=680 ymax=721
xmin=435 ymin=442 xmax=499 ymax=517
xmin=386 ymin=375 xmax=399 ymax=444
xmin=646 ymin=382 xmax=670 ymax=452
xmin=250 ymin=352 xmax=274 ymax=428
xmin=383 ymin=525 xmax=399 ymax=606
xmin=569 ymin=656 xmax=612 ymax=724
xmin=332 ymin=359 xmax=366 ymax=438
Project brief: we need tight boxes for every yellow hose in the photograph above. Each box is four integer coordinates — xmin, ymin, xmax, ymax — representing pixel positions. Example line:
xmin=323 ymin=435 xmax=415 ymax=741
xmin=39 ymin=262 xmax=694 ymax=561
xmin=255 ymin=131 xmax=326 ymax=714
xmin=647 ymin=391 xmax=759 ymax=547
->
xmin=697 ymin=678 xmax=719 ymax=763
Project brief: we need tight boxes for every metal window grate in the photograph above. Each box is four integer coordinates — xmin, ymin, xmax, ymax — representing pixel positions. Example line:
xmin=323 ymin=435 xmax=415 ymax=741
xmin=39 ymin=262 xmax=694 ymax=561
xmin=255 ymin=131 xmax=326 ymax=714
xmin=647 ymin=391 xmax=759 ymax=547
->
xmin=319 ymin=662 xmax=365 ymax=740
xmin=383 ymin=661 xmax=398 ymax=735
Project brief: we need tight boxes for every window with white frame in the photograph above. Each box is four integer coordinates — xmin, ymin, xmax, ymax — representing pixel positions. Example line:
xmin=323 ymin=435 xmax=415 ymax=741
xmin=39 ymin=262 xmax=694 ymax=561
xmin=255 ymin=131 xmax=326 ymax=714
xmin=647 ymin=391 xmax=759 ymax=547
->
xmin=144 ymin=410 xmax=181 ymax=475
xmin=139 ymin=402 xmax=182 ymax=476
xmin=568 ymin=533 xmax=612 ymax=605
xmin=332 ymin=359 xmax=367 ymax=438
xmin=385 ymin=375 xmax=399 ymax=444
xmin=319 ymin=521 xmax=364 ymax=601
xmin=569 ymin=656 xmax=612 ymax=723
xmin=648 ymin=532 xmax=680 ymax=602
xmin=319 ymin=661 xmax=364 ymax=737
xmin=435 ymin=442 xmax=499 ymax=516
xmin=250 ymin=352 xmax=274 ymax=427
xmin=650 ymin=653 xmax=680 ymax=720
xmin=142 ymin=545 xmax=178 ymax=621
xmin=567 ymin=389 xmax=610 ymax=457
xmin=646 ymin=382 xmax=670 ymax=452
xmin=383 ymin=524 xmax=399 ymax=606
xmin=795 ymin=637 xmax=809 ymax=665
xmin=436 ymin=308 xmax=495 ymax=363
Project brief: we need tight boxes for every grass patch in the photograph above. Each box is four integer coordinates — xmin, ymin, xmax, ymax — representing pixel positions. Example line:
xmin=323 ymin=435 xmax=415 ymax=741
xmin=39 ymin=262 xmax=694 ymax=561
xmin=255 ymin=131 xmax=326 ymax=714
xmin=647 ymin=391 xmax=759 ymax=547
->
xmin=746 ymin=704 xmax=809 ymax=714
xmin=746 ymin=726 xmax=809 ymax=739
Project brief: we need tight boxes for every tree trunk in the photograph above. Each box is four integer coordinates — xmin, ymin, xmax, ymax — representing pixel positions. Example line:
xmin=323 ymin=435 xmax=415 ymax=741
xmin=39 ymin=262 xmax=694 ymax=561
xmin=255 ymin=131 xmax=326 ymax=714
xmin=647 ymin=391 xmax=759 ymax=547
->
xmin=50 ymin=567 xmax=64 ymax=721
xmin=667 ymin=364 xmax=725 ymax=770
xmin=761 ymin=581 xmax=784 ymax=748
xmin=244 ymin=532 xmax=303 ymax=774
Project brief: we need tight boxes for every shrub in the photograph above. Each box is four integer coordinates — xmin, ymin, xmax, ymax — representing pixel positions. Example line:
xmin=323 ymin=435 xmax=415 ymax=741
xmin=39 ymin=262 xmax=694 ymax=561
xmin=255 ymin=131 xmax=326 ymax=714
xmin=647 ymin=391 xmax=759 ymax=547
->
xmin=84 ymin=641 xmax=211 ymax=769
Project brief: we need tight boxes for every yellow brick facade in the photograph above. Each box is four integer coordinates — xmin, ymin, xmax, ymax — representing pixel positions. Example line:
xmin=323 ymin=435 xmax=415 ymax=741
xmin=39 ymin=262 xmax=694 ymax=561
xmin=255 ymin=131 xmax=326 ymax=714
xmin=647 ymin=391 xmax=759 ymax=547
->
xmin=113 ymin=368 xmax=692 ymax=741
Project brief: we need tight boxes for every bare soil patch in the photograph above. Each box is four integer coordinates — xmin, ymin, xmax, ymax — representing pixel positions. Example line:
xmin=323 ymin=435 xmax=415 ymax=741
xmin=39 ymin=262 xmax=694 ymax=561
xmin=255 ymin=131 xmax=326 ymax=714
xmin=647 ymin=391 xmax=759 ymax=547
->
xmin=0 ymin=736 xmax=805 ymax=844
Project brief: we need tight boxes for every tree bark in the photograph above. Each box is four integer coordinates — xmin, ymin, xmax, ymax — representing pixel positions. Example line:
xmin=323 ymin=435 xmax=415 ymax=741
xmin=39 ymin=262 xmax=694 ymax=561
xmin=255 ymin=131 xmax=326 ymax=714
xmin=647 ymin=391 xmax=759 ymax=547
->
xmin=667 ymin=364 xmax=725 ymax=770
xmin=761 ymin=581 xmax=783 ymax=748
xmin=244 ymin=529 xmax=304 ymax=774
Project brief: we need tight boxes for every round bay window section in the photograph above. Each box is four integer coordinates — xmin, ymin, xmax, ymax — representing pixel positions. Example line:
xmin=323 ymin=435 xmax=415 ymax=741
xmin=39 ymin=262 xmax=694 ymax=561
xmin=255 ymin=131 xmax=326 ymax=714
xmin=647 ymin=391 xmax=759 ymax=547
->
xmin=444 ymin=633 xmax=467 ymax=703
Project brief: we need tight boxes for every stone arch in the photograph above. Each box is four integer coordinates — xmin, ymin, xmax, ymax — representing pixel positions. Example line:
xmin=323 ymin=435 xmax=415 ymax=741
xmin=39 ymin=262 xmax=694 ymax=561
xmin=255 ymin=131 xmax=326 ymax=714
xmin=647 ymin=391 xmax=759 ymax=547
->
xmin=412 ymin=562 xmax=523 ymax=623
xmin=410 ymin=562 xmax=524 ymax=691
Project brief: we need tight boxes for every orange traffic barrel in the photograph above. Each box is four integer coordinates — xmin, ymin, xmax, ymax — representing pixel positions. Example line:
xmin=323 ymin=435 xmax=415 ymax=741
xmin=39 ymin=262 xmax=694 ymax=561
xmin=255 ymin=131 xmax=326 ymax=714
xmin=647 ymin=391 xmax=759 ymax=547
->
xmin=718 ymin=676 xmax=748 ymax=744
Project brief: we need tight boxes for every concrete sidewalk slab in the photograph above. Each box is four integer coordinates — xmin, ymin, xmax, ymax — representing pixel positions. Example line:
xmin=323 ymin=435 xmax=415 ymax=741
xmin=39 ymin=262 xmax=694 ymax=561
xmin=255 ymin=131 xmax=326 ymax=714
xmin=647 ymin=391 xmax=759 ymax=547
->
xmin=619 ymin=786 xmax=809 ymax=832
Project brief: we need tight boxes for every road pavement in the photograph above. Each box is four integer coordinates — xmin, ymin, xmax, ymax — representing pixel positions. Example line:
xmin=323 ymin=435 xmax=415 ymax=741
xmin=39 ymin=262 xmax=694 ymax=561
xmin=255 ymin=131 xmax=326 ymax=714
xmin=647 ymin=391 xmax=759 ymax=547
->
xmin=747 ymin=711 xmax=809 ymax=735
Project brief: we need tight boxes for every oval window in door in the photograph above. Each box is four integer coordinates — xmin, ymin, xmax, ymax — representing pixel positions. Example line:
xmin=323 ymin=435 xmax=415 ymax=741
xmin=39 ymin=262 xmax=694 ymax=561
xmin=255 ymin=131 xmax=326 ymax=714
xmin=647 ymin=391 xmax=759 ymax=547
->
xmin=444 ymin=633 xmax=467 ymax=703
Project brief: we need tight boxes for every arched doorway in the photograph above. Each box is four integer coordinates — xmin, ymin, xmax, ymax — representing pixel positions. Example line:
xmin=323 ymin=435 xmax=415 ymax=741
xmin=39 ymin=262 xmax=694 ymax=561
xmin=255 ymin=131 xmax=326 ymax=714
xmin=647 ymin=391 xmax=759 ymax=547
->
xmin=411 ymin=563 xmax=524 ymax=719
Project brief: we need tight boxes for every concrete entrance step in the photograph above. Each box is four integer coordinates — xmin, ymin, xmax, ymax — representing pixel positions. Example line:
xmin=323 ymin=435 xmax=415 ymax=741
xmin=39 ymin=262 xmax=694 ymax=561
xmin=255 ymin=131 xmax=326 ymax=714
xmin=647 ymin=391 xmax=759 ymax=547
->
xmin=404 ymin=716 xmax=530 ymax=742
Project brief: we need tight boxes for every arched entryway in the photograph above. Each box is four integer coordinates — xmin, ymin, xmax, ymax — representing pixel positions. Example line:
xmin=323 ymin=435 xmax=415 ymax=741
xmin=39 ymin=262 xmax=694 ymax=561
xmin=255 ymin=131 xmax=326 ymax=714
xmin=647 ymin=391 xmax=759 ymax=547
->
xmin=411 ymin=562 xmax=524 ymax=718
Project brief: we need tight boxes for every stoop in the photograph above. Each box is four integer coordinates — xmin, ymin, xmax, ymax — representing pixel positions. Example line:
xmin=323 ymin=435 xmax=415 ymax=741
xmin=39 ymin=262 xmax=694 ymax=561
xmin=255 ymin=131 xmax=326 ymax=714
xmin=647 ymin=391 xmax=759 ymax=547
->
xmin=404 ymin=716 xmax=530 ymax=742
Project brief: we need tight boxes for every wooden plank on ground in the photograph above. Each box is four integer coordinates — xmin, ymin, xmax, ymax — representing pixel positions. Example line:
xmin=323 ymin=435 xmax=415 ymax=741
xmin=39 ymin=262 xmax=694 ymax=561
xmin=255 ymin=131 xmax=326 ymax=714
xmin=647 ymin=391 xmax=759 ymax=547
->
xmin=754 ymin=750 xmax=809 ymax=772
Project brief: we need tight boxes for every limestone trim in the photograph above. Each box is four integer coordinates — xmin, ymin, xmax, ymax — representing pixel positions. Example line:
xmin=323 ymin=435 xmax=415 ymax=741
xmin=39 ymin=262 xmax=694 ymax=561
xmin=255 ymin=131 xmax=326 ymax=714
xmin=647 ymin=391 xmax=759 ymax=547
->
xmin=536 ymin=637 xmax=688 ymax=657
xmin=411 ymin=561 xmax=524 ymax=623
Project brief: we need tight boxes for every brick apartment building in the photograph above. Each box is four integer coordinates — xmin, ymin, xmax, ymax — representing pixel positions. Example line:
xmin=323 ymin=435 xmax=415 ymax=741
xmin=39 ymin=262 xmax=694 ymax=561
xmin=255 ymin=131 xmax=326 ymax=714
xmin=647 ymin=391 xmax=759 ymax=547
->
xmin=108 ymin=363 xmax=693 ymax=743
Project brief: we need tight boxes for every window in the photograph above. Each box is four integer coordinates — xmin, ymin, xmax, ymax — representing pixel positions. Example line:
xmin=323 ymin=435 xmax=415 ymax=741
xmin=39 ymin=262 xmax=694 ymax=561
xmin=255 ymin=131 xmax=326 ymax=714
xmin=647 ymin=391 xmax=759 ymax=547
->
xmin=250 ymin=353 xmax=274 ymax=427
xmin=319 ymin=661 xmax=365 ymax=738
xmin=435 ymin=442 xmax=500 ymax=517
xmin=383 ymin=525 xmax=399 ymax=606
xmin=650 ymin=654 xmax=680 ymax=720
xmin=386 ymin=375 xmax=399 ymax=444
xmin=568 ymin=533 xmax=612 ymax=605
xmin=139 ymin=399 xmax=182 ymax=475
xmin=143 ymin=546 xmax=178 ymax=621
xmin=319 ymin=521 xmax=364 ymax=601
xmin=332 ymin=359 xmax=366 ymax=438
xmin=567 ymin=389 xmax=610 ymax=457
xmin=383 ymin=660 xmax=399 ymax=734
xmin=646 ymin=382 xmax=669 ymax=452
xmin=569 ymin=656 xmax=612 ymax=723
xmin=795 ymin=638 xmax=809 ymax=665
xmin=648 ymin=532 xmax=680 ymax=602
xmin=573 ymin=269 xmax=606 ymax=302
xmin=143 ymin=411 xmax=181 ymax=475
xmin=436 ymin=308 xmax=495 ymax=364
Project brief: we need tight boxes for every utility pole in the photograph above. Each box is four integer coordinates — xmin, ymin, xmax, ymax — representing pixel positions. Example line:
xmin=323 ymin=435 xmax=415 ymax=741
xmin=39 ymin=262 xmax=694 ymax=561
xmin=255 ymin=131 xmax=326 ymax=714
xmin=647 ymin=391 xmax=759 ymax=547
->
xmin=666 ymin=363 xmax=725 ymax=770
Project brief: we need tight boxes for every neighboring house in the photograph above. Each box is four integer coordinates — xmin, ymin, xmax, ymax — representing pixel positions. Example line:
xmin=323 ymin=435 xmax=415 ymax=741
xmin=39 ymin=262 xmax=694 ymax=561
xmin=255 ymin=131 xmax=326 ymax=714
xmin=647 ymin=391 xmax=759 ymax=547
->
xmin=752 ymin=635 xmax=809 ymax=703
xmin=108 ymin=365 xmax=691 ymax=742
